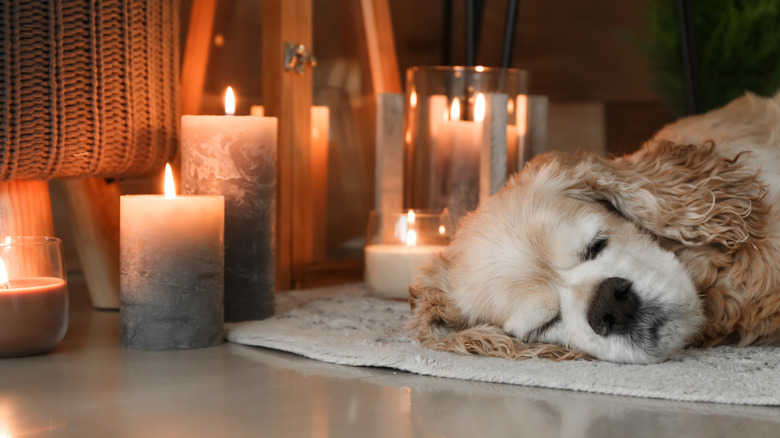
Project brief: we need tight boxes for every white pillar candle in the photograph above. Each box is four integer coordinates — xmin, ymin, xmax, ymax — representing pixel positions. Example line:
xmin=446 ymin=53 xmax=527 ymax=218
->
xmin=120 ymin=165 xmax=224 ymax=350
xmin=428 ymin=94 xmax=449 ymax=208
xmin=181 ymin=87 xmax=277 ymax=323
xmin=310 ymin=105 xmax=330 ymax=260
xmin=515 ymin=94 xmax=529 ymax=166
xmin=435 ymin=95 xmax=485 ymax=223
xmin=249 ymin=103 xmax=330 ymax=261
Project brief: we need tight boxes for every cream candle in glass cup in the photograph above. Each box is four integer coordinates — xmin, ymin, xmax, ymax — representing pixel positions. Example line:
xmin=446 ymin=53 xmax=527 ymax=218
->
xmin=0 ymin=236 xmax=68 ymax=358
xmin=364 ymin=209 xmax=453 ymax=300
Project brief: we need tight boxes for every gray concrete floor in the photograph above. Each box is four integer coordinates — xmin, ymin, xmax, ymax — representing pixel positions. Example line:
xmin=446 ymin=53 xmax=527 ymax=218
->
xmin=1 ymin=274 xmax=778 ymax=437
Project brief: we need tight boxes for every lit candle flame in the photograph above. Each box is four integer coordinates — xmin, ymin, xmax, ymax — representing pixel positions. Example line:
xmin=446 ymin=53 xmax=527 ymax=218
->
xmin=0 ymin=257 xmax=10 ymax=289
xmin=164 ymin=163 xmax=176 ymax=199
xmin=225 ymin=86 xmax=236 ymax=116
xmin=407 ymin=209 xmax=416 ymax=225
xmin=475 ymin=65 xmax=485 ymax=72
xmin=450 ymin=98 xmax=461 ymax=121
xmin=474 ymin=93 xmax=486 ymax=122
xmin=406 ymin=229 xmax=417 ymax=246
xmin=410 ymin=90 xmax=417 ymax=108
xmin=439 ymin=225 xmax=446 ymax=235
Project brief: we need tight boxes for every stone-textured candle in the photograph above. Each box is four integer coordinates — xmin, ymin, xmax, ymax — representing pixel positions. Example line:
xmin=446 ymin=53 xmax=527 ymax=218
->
xmin=181 ymin=115 xmax=277 ymax=322
xmin=120 ymin=192 xmax=225 ymax=350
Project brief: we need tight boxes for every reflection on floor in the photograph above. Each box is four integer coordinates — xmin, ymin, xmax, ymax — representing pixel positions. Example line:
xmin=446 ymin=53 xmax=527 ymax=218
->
xmin=1 ymin=274 xmax=777 ymax=437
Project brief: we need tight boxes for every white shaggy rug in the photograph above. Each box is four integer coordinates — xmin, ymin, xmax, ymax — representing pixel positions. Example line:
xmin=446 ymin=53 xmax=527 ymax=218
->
xmin=226 ymin=283 xmax=780 ymax=406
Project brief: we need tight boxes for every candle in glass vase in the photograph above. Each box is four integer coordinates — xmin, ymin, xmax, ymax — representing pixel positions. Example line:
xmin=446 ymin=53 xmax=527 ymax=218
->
xmin=0 ymin=237 xmax=68 ymax=358
xmin=182 ymin=87 xmax=277 ymax=323
xmin=120 ymin=165 xmax=225 ymax=350
xmin=435 ymin=94 xmax=485 ymax=222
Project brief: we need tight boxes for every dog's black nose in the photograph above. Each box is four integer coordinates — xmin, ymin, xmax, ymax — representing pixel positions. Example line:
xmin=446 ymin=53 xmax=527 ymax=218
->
xmin=587 ymin=277 xmax=639 ymax=336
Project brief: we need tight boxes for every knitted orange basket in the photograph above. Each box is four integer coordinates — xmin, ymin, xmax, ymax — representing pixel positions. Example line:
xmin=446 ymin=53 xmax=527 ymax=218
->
xmin=0 ymin=0 xmax=179 ymax=181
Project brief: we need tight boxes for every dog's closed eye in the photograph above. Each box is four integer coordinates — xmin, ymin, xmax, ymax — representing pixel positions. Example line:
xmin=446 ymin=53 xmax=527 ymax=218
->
xmin=581 ymin=234 xmax=608 ymax=261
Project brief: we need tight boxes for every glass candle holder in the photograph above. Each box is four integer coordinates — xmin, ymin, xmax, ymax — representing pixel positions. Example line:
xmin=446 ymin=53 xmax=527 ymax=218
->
xmin=404 ymin=66 xmax=529 ymax=225
xmin=0 ymin=236 xmax=68 ymax=358
xmin=364 ymin=209 xmax=453 ymax=300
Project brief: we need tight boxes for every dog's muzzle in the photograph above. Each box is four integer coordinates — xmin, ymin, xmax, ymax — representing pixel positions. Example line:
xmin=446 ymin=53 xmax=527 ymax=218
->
xmin=587 ymin=277 xmax=639 ymax=337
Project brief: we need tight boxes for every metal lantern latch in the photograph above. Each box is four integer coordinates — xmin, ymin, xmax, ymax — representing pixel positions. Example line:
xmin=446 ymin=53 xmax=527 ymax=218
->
xmin=284 ymin=43 xmax=317 ymax=74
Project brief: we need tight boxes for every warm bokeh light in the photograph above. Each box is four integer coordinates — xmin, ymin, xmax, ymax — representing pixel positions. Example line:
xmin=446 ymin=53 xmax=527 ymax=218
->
xmin=450 ymin=98 xmax=461 ymax=121
xmin=164 ymin=163 xmax=176 ymax=199
xmin=439 ymin=225 xmax=446 ymax=235
xmin=406 ymin=229 xmax=417 ymax=246
xmin=0 ymin=257 xmax=9 ymax=289
xmin=410 ymin=90 xmax=417 ymax=108
xmin=225 ymin=86 xmax=236 ymax=116
xmin=407 ymin=209 xmax=416 ymax=225
xmin=474 ymin=93 xmax=486 ymax=122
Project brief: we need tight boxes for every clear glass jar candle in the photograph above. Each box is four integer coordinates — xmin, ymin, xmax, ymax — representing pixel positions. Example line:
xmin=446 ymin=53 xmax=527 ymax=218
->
xmin=404 ymin=66 xmax=529 ymax=225
xmin=0 ymin=236 xmax=68 ymax=357
xmin=364 ymin=210 xmax=453 ymax=300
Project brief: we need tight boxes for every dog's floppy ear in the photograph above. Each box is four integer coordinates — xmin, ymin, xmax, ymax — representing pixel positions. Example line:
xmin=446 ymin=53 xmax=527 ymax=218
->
xmin=408 ymin=252 xmax=589 ymax=361
xmin=562 ymin=141 xmax=769 ymax=252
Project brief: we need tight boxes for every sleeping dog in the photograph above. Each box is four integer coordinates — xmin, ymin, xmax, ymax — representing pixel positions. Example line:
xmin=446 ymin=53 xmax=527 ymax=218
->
xmin=409 ymin=92 xmax=780 ymax=363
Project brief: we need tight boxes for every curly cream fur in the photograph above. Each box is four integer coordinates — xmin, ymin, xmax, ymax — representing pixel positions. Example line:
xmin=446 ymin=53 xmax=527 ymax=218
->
xmin=408 ymin=255 xmax=591 ymax=361
xmin=408 ymin=92 xmax=780 ymax=362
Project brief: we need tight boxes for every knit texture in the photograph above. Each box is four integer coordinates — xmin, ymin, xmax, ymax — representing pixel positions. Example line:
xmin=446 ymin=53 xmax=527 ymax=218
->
xmin=228 ymin=283 xmax=780 ymax=406
xmin=0 ymin=0 xmax=179 ymax=180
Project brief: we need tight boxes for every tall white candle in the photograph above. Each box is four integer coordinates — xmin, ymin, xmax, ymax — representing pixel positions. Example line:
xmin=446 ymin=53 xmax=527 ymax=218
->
xmin=435 ymin=94 xmax=485 ymax=222
xmin=310 ymin=106 xmax=330 ymax=260
xmin=250 ymin=103 xmax=330 ymax=260
xmin=515 ymin=94 xmax=529 ymax=166
xmin=120 ymin=164 xmax=224 ymax=350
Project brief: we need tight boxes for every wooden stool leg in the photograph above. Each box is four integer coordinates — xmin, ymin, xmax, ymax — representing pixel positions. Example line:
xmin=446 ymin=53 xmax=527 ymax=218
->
xmin=0 ymin=180 xmax=55 ymax=236
xmin=52 ymin=178 xmax=121 ymax=310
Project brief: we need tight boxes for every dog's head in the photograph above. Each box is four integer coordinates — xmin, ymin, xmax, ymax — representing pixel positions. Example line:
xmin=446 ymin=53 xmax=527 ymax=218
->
xmin=409 ymin=140 xmax=768 ymax=364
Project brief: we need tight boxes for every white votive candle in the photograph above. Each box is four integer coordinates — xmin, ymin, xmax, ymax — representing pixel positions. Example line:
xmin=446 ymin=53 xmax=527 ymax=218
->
xmin=364 ymin=244 xmax=446 ymax=300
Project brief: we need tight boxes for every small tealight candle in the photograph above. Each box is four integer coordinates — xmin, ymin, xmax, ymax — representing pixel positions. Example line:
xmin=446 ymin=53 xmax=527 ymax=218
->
xmin=120 ymin=164 xmax=225 ymax=350
xmin=0 ymin=237 xmax=68 ymax=358
xmin=364 ymin=210 xmax=452 ymax=300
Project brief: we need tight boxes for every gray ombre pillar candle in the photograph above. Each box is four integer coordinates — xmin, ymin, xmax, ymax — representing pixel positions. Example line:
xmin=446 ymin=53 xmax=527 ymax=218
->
xmin=119 ymin=167 xmax=225 ymax=350
xmin=181 ymin=101 xmax=277 ymax=322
